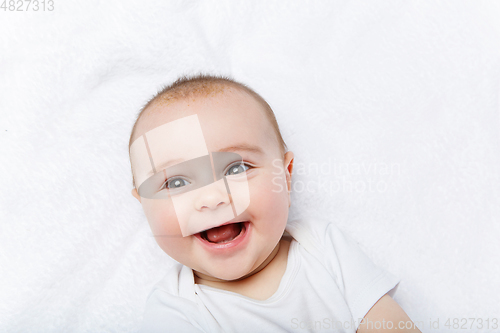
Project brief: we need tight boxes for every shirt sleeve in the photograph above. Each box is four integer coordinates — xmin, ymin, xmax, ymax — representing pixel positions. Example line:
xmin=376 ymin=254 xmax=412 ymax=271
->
xmin=139 ymin=288 xmax=206 ymax=333
xmin=320 ymin=221 xmax=400 ymax=328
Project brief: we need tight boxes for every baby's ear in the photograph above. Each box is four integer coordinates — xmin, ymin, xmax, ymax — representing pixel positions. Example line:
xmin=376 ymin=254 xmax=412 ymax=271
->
xmin=283 ymin=151 xmax=294 ymax=205
xmin=131 ymin=188 xmax=141 ymax=203
xmin=284 ymin=151 xmax=294 ymax=178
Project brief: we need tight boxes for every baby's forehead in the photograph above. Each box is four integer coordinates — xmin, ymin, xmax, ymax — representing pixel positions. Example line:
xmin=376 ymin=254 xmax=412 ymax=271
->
xmin=133 ymin=87 xmax=263 ymax=141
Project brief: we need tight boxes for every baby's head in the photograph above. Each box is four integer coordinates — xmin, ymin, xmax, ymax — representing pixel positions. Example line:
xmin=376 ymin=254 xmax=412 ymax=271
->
xmin=128 ymin=75 xmax=294 ymax=281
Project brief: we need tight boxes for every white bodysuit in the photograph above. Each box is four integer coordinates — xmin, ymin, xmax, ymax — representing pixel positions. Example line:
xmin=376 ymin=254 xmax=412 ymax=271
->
xmin=140 ymin=218 xmax=400 ymax=333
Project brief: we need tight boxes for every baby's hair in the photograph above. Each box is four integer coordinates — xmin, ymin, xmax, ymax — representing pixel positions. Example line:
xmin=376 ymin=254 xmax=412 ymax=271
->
xmin=128 ymin=73 xmax=287 ymax=188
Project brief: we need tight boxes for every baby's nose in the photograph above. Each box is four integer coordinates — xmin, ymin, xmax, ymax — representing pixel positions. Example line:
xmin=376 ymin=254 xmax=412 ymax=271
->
xmin=194 ymin=181 xmax=231 ymax=211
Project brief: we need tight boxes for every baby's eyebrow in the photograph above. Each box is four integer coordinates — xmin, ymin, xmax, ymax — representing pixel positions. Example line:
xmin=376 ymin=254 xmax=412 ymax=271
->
xmin=149 ymin=158 xmax=184 ymax=176
xmin=144 ymin=144 xmax=264 ymax=178
xmin=217 ymin=144 xmax=264 ymax=155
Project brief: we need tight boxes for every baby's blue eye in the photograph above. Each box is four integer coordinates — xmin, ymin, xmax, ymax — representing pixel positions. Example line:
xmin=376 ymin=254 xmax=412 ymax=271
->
xmin=226 ymin=163 xmax=250 ymax=176
xmin=166 ymin=178 xmax=190 ymax=189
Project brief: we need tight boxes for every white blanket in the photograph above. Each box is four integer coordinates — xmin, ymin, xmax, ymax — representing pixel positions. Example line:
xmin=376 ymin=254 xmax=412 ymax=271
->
xmin=1 ymin=1 xmax=499 ymax=332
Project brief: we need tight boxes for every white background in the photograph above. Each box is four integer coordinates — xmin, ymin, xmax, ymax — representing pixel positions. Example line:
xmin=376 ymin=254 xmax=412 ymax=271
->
xmin=1 ymin=1 xmax=499 ymax=332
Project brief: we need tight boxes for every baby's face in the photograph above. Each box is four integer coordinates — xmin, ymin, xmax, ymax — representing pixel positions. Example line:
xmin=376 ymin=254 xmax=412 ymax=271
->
xmin=130 ymin=87 xmax=293 ymax=281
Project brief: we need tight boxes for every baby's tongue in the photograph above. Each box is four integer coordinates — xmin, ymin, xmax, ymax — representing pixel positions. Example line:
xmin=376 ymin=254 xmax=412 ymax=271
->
xmin=205 ymin=223 xmax=240 ymax=243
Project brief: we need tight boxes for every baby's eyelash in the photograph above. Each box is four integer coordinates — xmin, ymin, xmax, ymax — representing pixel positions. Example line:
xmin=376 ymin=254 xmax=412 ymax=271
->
xmin=225 ymin=161 xmax=254 ymax=176
xmin=227 ymin=161 xmax=254 ymax=170
xmin=160 ymin=176 xmax=190 ymax=190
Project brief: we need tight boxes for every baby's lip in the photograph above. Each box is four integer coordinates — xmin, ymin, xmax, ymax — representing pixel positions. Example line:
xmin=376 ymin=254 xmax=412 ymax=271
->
xmin=197 ymin=214 xmax=251 ymax=234
xmin=198 ymin=216 xmax=250 ymax=234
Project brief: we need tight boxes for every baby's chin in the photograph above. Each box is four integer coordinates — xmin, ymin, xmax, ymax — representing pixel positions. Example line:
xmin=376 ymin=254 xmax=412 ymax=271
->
xmin=194 ymin=243 xmax=281 ymax=282
xmin=196 ymin=262 xmax=259 ymax=282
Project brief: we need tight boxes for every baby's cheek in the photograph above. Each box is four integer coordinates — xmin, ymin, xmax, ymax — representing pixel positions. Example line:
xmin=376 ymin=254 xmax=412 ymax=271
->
xmin=142 ymin=198 xmax=183 ymax=237
xmin=250 ymin=173 xmax=289 ymax=217
xmin=156 ymin=234 xmax=191 ymax=262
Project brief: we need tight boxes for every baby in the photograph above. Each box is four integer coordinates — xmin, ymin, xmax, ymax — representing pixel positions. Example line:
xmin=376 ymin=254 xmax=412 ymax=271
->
xmin=128 ymin=75 xmax=421 ymax=332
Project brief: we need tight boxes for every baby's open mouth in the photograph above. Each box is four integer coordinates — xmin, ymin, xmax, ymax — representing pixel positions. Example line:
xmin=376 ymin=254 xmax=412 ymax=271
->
xmin=199 ymin=222 xmax=246 ymax=244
